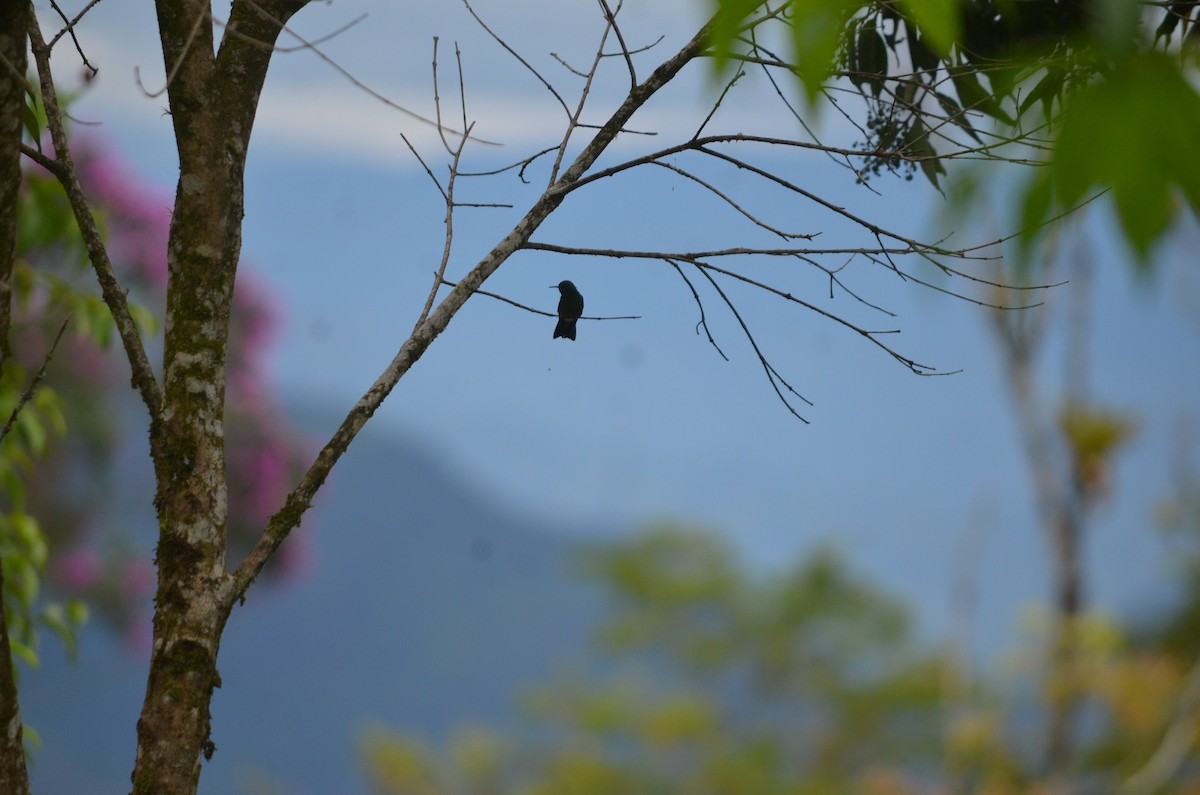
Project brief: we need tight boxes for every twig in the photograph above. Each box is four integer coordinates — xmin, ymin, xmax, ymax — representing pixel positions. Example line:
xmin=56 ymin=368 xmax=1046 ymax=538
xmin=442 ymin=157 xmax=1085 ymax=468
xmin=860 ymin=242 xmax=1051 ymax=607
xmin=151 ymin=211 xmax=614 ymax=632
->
xmin=26 ymin=10 xmax=162 ymax=418
xmin=694 ymin=66 xmax=744 ymax=140
xmin=0 ymin=316 xmax=70 ymax=448
xmin=48 ymin=0 xmax=98 ymax=76
xmin=244 ymin=0 xmax=496 ymax=145
xmin=462 ymin=0 xmax=570 ymax=118
xmin=400 ymin=133 xmax=446 ymax=201
xmin=597 ymin=0 xmax=637 ymax=89
xmin=47 ymin=0 xmax=105 ymax=49
xmin=134 ymin=0 xmax=209 ymax=98
xmin=215 ymin=12 xmax=368 ymax=53
xmin=521 ymin=242 xmax=946 ymax=376
xmin=548 ymin=3 xmax=615 ymax=186
xmin=693 ymin=263 xmax=813 ymax=423
xmin=646 ymin=160 xmax=816 ymax=241
xmin=666 ymin=258 xmax=728 ymax=361
xmin=441 ymin=278 xmax=640 ymax=321
xmin=456 ymin=146 xmax=557 ymax=182
xmin=413 ymin=56 xmax=472 ymax=330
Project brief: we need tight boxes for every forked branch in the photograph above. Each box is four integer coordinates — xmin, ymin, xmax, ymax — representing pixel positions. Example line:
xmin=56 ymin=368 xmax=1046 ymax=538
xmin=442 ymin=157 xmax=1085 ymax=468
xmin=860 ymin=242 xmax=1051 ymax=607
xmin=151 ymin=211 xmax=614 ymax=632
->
xmin=25 ymin=11 xmax=162 ymax=419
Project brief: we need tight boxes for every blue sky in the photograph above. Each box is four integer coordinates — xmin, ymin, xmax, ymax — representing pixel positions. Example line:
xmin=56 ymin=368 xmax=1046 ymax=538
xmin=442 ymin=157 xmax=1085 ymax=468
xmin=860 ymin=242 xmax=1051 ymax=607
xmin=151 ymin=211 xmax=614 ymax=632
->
xmin=48 ymin=0 xmax=1200 ymax=653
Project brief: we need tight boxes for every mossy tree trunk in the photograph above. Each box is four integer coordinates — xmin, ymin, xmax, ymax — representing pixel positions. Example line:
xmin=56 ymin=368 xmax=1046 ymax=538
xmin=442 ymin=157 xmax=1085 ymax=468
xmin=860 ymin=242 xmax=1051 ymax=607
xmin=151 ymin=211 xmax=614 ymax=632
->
xmin=0 ymin=2 xmax=31 ymax=792
xmin=130 ymin=2 xmax=309 ymax=793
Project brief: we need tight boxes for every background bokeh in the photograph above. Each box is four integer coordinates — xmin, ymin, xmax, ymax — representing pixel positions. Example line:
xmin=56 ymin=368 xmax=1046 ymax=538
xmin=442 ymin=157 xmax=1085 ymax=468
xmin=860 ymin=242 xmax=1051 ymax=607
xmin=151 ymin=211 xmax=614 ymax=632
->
xmin=15 ymin=1 xmax=1200 ymax=792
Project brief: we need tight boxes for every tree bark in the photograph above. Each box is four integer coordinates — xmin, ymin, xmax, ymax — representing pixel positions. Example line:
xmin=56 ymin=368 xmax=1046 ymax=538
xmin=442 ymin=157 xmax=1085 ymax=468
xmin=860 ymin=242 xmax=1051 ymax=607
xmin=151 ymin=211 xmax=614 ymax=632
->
xmin=0 ymin=0 xmax=26 ymax=363
xmin=131 ymin=2 xmax=308 ymax=793
xmin=0 ymin=1 xmax=32 ymax=792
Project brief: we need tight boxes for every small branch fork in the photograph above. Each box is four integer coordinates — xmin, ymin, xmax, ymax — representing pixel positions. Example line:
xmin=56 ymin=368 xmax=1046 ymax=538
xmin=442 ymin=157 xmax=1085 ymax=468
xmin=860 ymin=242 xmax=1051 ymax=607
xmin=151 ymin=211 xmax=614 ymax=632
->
xmin=23 ymin=9 xmax=163 ymax=419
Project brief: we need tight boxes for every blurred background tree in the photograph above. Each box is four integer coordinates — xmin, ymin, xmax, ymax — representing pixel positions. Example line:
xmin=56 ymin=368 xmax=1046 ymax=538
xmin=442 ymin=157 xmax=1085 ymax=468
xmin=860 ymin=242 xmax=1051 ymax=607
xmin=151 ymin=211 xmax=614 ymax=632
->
xmin=5 ymin=134 xmax=312 ymax=655
xmin=362 ymin=507 xmax=1200 ymax=794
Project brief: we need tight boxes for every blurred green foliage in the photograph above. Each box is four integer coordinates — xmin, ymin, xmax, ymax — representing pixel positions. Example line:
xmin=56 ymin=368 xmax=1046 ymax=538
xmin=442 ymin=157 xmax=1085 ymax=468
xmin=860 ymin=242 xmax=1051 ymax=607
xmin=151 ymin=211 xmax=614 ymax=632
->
xmin=361 ymin=522 xmax=1200 ymax=794
xmin=1 ymin=183 xmax=108 ymax=685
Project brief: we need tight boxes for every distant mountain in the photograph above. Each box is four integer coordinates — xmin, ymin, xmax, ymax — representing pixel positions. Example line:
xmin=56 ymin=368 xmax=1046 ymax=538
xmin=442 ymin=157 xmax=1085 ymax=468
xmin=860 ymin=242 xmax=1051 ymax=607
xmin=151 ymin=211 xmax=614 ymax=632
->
xmin=23 ymin=401 xmax=609 ymax=795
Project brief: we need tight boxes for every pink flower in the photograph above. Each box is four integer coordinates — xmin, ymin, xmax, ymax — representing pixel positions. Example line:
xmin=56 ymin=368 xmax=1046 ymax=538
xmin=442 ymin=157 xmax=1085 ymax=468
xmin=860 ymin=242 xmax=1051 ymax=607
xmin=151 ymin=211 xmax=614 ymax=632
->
xmin=52 ymin=546 xmax=104 ymax=590
xmin=119 ymin=557 xmax=155 ymax=598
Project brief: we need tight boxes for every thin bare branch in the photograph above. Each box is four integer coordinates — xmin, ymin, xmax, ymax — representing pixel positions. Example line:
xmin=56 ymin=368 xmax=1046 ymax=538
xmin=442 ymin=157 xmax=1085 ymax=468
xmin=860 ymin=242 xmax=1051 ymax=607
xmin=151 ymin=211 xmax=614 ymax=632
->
xmin=521 ymin=242 xmax=947 ymax=375
xmin=215 ymin=12 xmax=368 ymax=53
xmin=441 ymin=278 xmax=640 ymax=321
xmin=412 ymin=118 xmax=471 ymax=332
xmin=26 ymin=11 xmax=162 ymax=418
xmin=462 ymin=0 xmax=571 ymax=118
xmin=548 ymin=5 xmax=615 ymax=185
xmin=243 ymin=0 xmax=496 ymax=145
xmin=693 ymin=262 xmax=813 ymax=423
xmin=0 ymin=316 xmax=70 ymax=448
xmin=597 ymin=0 xmax=637 ymax=88
xmin=47 ymin=0 xmax=98 ymax=76
xmin=456 ymin=145 xmax=557 ymax=182
xmin=646 ymin=160 xmax=817 ymax=240
xmin=400 ymin=133 xmax=446 ymax=201
xmin=694 ymin=66 xmax=744 ymax=140
xmin=134 ymin=0 xmax=209 ymax=98
xmin=552 ymin=33 xmax=663 ymax=78
xmin=47 ymin=0 xmax=105 ymax=49
xmin=666 ymin=258 xmax=728 ymax=361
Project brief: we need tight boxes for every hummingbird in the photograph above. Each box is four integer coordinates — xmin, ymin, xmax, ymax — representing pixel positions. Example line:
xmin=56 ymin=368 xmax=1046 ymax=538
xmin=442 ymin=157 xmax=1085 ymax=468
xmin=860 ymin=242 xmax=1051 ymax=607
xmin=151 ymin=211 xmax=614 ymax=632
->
xmin=551 ymin=280 xmax=584 ymax=341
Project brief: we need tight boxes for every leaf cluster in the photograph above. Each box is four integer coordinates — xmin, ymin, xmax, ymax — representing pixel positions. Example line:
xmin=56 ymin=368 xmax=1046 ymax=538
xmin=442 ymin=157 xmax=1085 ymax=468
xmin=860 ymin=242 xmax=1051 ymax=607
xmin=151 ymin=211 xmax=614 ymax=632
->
xmin=708 ymin=0 xmax=1200 ymax=256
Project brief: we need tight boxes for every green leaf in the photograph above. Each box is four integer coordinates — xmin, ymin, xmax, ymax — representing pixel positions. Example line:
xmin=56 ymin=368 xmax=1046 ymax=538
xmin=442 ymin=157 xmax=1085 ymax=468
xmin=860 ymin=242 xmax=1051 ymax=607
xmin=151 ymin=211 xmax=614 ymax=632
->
xmin=16 ymin=408 xmax=47 ymax=458
xmin=900 ymin=0 xmax=961 ymax=58
xmin=1018 ymin=68 xmax=1064 ymax=123
xmin=854 ymin=21 xmax=888 ymax=96
xmin=1050 ymin=51 xmax=1200 ymax=258
xmin=12 ymin=513 xmax=47 ymax=568
xmin=22 ymin=101 xmax=42 ymax=153
xmin=66 ymin=599 xmax=90 ymax=627
xmin=1017 ymin=166 xmax=1055 ymax=253
xmin=949 ymin=65 xmax=1015 ymax=125
xmin=42 ymin=603 xmax=79 ymax=660
xmin=10 ymin=638 xmax=38 ymax=670
xmin=707 ymin=0 xmax=766 ymax=71
xmin=903 ymin=118 xmax=944 ymax=191
xmin=129 ymin=301 xmax=161 ymax=335
xmin=8 ymin=557 xmax=40 ymax=611
xmin=934 ymin=91 xmax=982 ymax=143
xmin=789 ymin=0 xmax=866 ymax=103
xmin=32 ymin=388 xmax=66 ymax=438
xmin=904 ymin=19 xmax=939 ymax=72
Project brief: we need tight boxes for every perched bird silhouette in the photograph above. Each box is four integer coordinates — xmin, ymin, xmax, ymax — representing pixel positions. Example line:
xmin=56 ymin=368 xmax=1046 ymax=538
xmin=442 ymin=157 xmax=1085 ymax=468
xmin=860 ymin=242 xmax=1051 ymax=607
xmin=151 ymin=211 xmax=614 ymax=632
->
xmin=552 ymin=280 xmax=584 ymax=341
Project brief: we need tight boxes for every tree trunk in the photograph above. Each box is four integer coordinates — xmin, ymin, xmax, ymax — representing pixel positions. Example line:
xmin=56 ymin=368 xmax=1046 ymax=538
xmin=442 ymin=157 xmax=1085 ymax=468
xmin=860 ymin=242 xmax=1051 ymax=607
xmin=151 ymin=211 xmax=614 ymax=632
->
xmin=0 ymin=1 xmax=32 ymax=792
xmin=131 ymin=2 xmax=308 ymax=792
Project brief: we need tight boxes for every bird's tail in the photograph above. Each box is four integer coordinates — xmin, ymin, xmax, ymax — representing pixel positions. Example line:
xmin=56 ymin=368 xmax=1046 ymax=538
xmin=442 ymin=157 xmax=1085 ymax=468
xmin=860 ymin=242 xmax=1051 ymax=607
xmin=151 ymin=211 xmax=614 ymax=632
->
xmin=553 ymin=319 xmax=577 ymax=340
